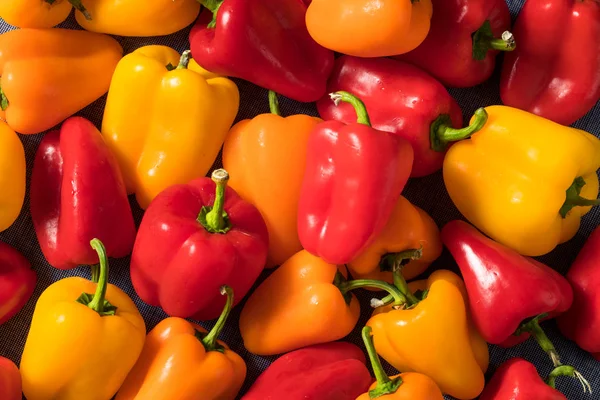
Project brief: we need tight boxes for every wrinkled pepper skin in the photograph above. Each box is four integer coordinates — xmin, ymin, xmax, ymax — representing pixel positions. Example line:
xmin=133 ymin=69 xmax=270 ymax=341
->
xmin=500 ymin=0 xmax=600 ymax=126
xmin=223 ymin=94 xmax=318 ymax=267
xmin=348 ymin=195 xmax=442 ymax=285
xmin=190 ymin=0 xmax=334 ymax=103
xmin=0 ymin=28 xmax=122 ymax=135
xmin=0 ymin=241 xmax=36 ymax=326
xmin=0 ymin=356 xmax=21 ymax=400
xmin=241 ymin=342 xmax=371 ymax=400
xmin=0 ymin=122 xmax=25 ymax=232
xmin=396 ymin=0 xmax=513 ymax=87
xmin=317 ymin=56 xmax=464 ymax=177
xmin=558 ymin=226 xmax=600 ymax=358
xmin=30 ymin=117 xmax=136 ymax=270
xmin=368 ymin=270 xmax=489 ymax=400
xmin=306 ymin=0 xmax=432 ymax=57
xmin=0 ymin=0 xmax=79 ymax=28
xmin=76 ymin=0 xmax=200 ymax=37
xmin=443 ymin=105 xmax=600 ymax=257
xmin=102 ymin=46 xmax=239 ymax=210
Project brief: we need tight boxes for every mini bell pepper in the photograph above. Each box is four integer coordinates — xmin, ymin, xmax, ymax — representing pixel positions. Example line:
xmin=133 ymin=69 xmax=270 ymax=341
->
xmin=0 ymin=241 xmax=36 ymax=326
xmin=479 ymin=358 xmax=591 ymax=400
xmin=0 ymin=28 xmax=122 ymax=135
xmin=239 ymin=249 xmax=407 ymax=356
xmin=305 ymin=0 xmax=432 ymax=57
xmin=20 ymin=239 xmax=146 ymax=400
xmin=317 ymin=56 xmax=488 ymax=177
xmin=443 ymin=105 xmax=600 ymax=257
xmin=500 ymin=0 xmax=600 ymax=126
xmin=347 ymin=195 xmax=442 ymax=285
xmin=298 ymin=92 xmax=414 ymax=264
xmin=223 ymin=92 xmax=319 ymax=267
xmin=558 ymin=226 xmax=600 ymax=358
xmin=30 ymin=117 xmax=136 ymax=270
xmin=102 ymin=46 xmax=239 ymax=209
xmin=116 ymin=286 xmax=246 ymax=400
xmin=190 ymin=0 xmax=334 ymax=103
xmin=367 ymin=270 xmax=489 ymax=400
xmin=75 ymin=0 xmax=200 ymax=37
xmin=395 ymin=0 xmax=515 ymax=88
xmin=0 ymin=121 xmax=25 ymax=232
xmin=0 ymin=0 xmax=89 ymax=28
xmin=241 ymin=342 xmax=371 ymax=400
xmin=131 ymin=169 xmax=269 ymax=321
xmin=0 ymin=356 xmax=21 ymax=400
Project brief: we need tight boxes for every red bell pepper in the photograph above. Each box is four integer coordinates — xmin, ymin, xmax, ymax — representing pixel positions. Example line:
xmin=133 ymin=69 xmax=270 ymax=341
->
xmin=479 ymin=358 xmax=591 ymax=400
xmin=189 ymin=0 xmax=334 ymax=103
xmin=30 ymin=117 xmax=136 ymax=270
xmin=241 ymin=342 xmax=372 ymax=400
xmin=298 ymin=91 xmax=414 ymax=264
xmin=0 ymin=356 xmax=21 ymax=400
xmin=395 ymin=0 xmax=515 ymax=88
xmin=558 ymin=226 xmax=600 ymax=359
xmin=316 ymin=56 xmax=488 ymax=177
xmin=130 ymin=169 xmax=268 ymax=321
xmin=500 ymin=0 xmax=600 ymax=126
xmin=0 ymin=241 xmax=36 ymax=326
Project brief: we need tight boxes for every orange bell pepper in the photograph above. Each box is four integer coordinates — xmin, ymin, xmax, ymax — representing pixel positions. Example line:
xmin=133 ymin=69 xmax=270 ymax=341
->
xmin=0 ymin=28 xmax=122 ymax=135
xmin=116 ymin=286 xmax=246 ymax=400
xmin=223 ymin=92 xmax=319 ymax=267
xmin=0 ymin=0 xmax=89 ymax=29
xmin=348 ymin=195 xmax=442 ymax=286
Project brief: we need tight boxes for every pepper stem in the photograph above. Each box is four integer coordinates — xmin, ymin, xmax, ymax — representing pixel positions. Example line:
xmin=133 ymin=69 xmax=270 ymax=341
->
xmin=0 ymin=82 xmax=8 ymax=111
xmin=430 ymin=108 xmax=488 ymax=152
xmin=200 ymin=0 xmax=224 ymax=28
xmin=547 ymin=365 xmax=592 ymax=394
xmin=201 ymin=285 xmax=234 ymax=352
xmin=45 ymin=0 xmax=92 ymax=20
xmin=75 ymin=239 xmax=117 ymax=316
xmin=91 ymin=264 xmax=100 ymax=284
xmin=472 ymin=20 xmax=516 ymax=61
xmin=176 ymin=50 xmax=192 ymax=70
xmin=517 ymin=314 xmax=561 ymax=367
xmin=559 ymin=177 xmax=600 ymax=218
xmin=198 ymin=169 xmax=232 ymax=234
xmin=362 ymin=326 xmax=402 ymax=398
xmin=269 ymin=91 xmax=281 ymax=116
xmin=335 ymin=272 xmax=407 ymax=307
xmin=329 ymin=91 xmax=371 ymax=126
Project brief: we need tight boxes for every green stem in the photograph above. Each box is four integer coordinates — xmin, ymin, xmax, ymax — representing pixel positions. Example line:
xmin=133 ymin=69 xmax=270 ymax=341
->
xmin=269 ymin=91 xmax=281 ymax=116
xmin=76 ymin=239 xmax=118 ymax=317
xmin=339 ymin=278 xmax=406 ymax=306
xmin=559 ymin=177 xmax=600 ymax=218
xmin=362 ymin=326 xmax=402 ymax=398
xmin=201 ymin=285 xmax=234 ymax=352
xmin=329 ymin=91 xmax=371 ymax=126
xmin=547 ymin=365 xmax=592 ymax=394
xmin=0 ymin=81 xmax=8 ymax=111
xmin=91 ymin=264 xmax=100 ymax=284
xmin=200 ymin=0 xmax=224 ymax=29
xmin=430 ymin=108 xmax=488 ymax=152
xmin=45 ymin=0 xmax=92 ymax=20
xmin=393 ymin=270 xmax=419 ymax=306
xmin=489 ymin=31 xmax=516 ymax=51
xmin=472 ymin=20 xmax=516 ymax=61
xmin=177 ymin=50 xmax=192 ymax=70
xmin=198 ymin=169 xmax=232 ymax=234
xmin=517 ymin=315 xmax=561 ymax=367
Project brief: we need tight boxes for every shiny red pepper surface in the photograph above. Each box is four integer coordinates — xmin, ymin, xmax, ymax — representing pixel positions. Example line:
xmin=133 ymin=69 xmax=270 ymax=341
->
xmin=500 ymin=0 xmax=600 ymax=126
xmin=0 ymin=356 xmax=21 ymax=400
xmin=30 ymin=117 xmax=136 ymax=270
xmin=0 ymin=241 xmax=35 ymax=326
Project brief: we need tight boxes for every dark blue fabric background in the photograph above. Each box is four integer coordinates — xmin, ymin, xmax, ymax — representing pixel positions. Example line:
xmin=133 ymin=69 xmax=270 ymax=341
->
xmin=1 ymin=1 xmax=599 ymax=398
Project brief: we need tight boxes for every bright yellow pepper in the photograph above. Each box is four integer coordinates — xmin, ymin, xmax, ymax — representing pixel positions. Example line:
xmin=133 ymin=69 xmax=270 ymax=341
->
xmin=20 ymin=239 xmax=146 ymax=400
xmin=0 ymin=121 xmax=25 ymax=232
xmin=101 ymin=45 xmax=239 ymax=209
xmin=443 ymin=105 xmax=600 ymax=257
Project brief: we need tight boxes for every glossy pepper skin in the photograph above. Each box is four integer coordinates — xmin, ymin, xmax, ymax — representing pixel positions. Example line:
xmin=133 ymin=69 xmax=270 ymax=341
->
xmin=0 ymin=28 xmax=122 ymax=135
xmin=30 ymin=117 xmax=136 ymax=270
xmin=131 ymin=169 xmax=268 ymax=321
xmin=396 ymin=0 xmax=514 ymax=88
xmin=20 ymin=240 xmax=146 ymax=400
xmin=102 ymin=46 xmax=239 ymax=209
xmin=298 ymin=92 xmax=414 ymax=264
xmin=117 ymin=287 xmax=246 ymax=400
xmin=500 ymin=0 xmax=600 ymax=126
xmin=0 ymin=356 xmax=21 ymax=400
xmin=241 ymin=342 xmax=371 ymax=400
xmin=0 ymin=0 xmax=89 ymax=28
xmin=443 ymin=105 xmax=600 ymax=257
xmin=0 ymin=122 xmax=25 ymax=232
xmin=223 ymin=92 xmax=318 ymax=267
xmin=306 ymin=0 xmax=432 ymax=57
xmin=0 ymin=241 xmax=36 ymax=326
xmin=190 ymin=0 xmax=334 ymax=103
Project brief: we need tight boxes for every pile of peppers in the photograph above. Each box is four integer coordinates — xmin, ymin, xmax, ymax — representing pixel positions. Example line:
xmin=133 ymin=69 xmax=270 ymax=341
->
xmin=0 ymin=0 xmax=599 ymax=399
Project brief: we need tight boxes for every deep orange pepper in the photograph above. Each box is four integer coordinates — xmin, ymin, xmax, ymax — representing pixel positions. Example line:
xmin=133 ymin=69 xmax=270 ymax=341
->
xmin=0 ymin=0 xmax=89 ymax=29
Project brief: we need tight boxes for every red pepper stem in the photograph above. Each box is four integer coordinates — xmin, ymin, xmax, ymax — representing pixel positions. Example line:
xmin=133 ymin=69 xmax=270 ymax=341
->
xmin=519 ymin=317 xmax=561 ymax=367
xmin=269 ymin=91 xmax=281 ymax=116
xmin=200 ymin=0 xmax=224 ymax=29
xmin=87 ymin=239 xmax=110 ymax=314
xmin=362 ymin=326 xmax=402 ymax=398
xmin=202 ymin=285 xmax=234 ymax=351
xmin=198 ymin=169 xmax=232 ymax=234
xmin=339 ymin=279 xmax=406 ymax=306
xmin=430 ymin=108 xmax=488 ymax=152
xmin=330 ymin=91 xmax=372 ymax=126
xmin=489 ymin=31 xmax=516 ymax=52
xmin=176 ymin=50 xmax=192 ymax=70
xmin=547 ymin=365 xmax=592 ymax=394
xmin=0 ymin=82 xmax=8 ymax=111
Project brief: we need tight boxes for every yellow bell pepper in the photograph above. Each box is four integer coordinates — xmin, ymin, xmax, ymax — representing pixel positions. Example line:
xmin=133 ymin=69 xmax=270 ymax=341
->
xmin=0 ymin=121 xmax=25 ymax=232
xmin=101 ymin=45 xmax=240 ymax=209
xmin=443 ymin=105 xmax=600 ymax=256
xmin=20 ymin=239 xmax=146 ymax=400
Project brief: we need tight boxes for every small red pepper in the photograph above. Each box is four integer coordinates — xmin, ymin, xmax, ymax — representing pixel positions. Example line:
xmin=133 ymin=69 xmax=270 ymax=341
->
xmin=0 ymin=356 xmax=21 ymax=400
xmin=30 ymin=117 xmax=136 ymax=270
xmin=189 ymin=0 xmax=334 ymax=102
xmin=316 ymin=56 xmax=488 ymax=177
xmin=395 ymin=0 xmax=515 ymax=87
xmin=241 ymin=342 xmax=372 ymax=400
xmin=298 ymin=91 xmax=414 ymax=264
xmin=131 ymin=169 xmax=269 ymax=321
xmin=500 ymin=0 xmax=600 ymax=126
xmin=0 ymin=240 xmax=36 ymax=326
